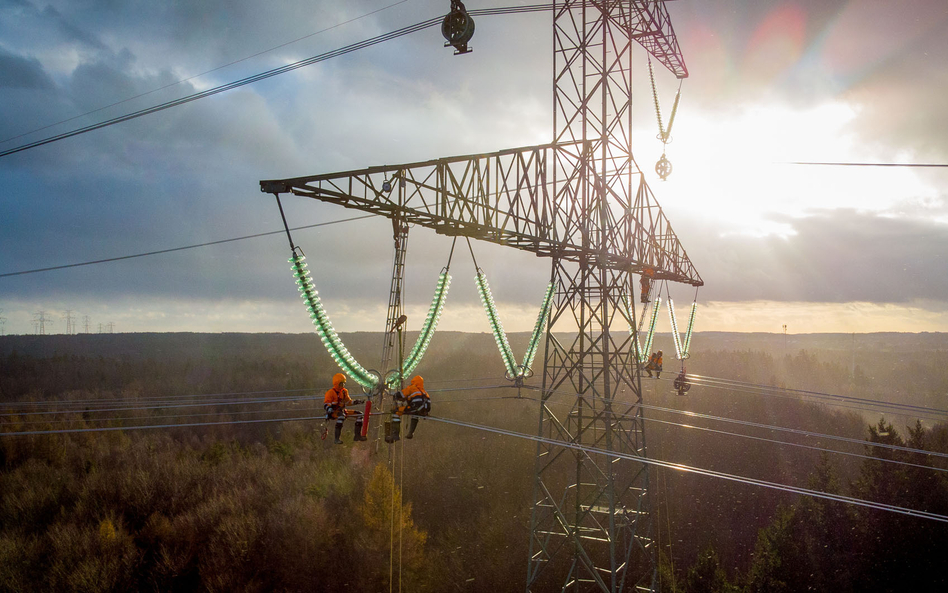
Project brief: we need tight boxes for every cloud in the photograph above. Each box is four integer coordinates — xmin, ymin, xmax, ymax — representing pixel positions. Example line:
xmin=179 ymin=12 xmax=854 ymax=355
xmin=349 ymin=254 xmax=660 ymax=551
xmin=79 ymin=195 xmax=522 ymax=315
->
xmin=693 ymin=209 xmax=948 ymax=303
xmin=3 ymin=1 xmax=948 ymax=335
xmin=0 ymin=47 xmax=54 ymax=90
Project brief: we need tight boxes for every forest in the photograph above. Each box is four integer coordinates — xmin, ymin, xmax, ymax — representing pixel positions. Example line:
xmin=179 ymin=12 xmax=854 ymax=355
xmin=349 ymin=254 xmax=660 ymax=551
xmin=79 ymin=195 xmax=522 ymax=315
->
xmin=1 ymin=331 xmax=947 ymax=592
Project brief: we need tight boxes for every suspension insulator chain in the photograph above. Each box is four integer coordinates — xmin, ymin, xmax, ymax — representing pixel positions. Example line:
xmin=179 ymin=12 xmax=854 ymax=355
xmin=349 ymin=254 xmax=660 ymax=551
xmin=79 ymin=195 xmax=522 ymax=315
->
xmin=521 ymin=283 xmax=555 ymax=374
xmin=398 ymin=272 xmax=451 ymax=384
xmin=291 ymin=252 xmax=378 ymax=389
xmin=476 ymin=271 xmax=518 ymax=378
xmin=668 ymin=298 xmax=681 ymax=359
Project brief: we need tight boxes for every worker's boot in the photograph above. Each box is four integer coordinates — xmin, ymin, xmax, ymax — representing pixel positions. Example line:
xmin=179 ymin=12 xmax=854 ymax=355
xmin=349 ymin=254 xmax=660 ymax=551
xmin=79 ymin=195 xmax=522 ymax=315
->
xmin=333 ymin=423 xmax=343 ymax=445
xmin=385 ymin=419 xmax=401 ymax=443
xmin=353 ymin=421 xmax=367 ymax=442
xmin=406 ymin=417 xmax=419 ymax=439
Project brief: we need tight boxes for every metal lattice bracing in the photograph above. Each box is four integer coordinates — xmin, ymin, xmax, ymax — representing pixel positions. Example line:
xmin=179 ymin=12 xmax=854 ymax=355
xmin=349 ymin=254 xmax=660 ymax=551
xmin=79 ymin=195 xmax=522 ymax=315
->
xmin=527 ymin=260 xmax=653 ymax=591
xmin=259 ymin=2 xmax=696 ymax=591
xmin=260 ymin=143 xmax=700 ymax=285
xmin=380 ymin=218 xmax=410 ymax=374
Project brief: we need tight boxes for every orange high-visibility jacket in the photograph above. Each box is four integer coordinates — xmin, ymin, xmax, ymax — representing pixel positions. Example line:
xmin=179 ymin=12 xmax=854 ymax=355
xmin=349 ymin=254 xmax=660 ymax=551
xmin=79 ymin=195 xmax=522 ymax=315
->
xmin=400 ymin=375 xmax=429 ymax=401
xmin=324 ymin=373 xmax=353 ymax=407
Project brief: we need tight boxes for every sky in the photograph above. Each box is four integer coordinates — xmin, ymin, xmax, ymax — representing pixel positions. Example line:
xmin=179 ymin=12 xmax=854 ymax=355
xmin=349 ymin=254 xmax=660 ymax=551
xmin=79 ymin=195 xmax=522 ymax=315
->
xmin=1 ymin=0 xmax=947 ymax=337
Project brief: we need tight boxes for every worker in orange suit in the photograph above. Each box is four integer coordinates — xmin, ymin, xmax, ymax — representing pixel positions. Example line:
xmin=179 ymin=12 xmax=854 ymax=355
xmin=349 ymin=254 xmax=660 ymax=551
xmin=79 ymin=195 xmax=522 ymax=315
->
xmin=324 ymin=373 xmax=366 ymax=444
xmin=644 ymin=350 xmax=663 ymax=379
xmin=385 ymin=375 xmax=431 ymax=443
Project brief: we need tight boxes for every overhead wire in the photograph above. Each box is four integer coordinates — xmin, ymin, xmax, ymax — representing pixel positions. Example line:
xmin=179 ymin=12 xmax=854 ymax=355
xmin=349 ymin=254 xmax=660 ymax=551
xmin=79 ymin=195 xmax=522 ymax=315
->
xmin=0 ymin=215 xmax=373 ymax=278
xmin=423 ymin=414 xmax=948 ymax=524
xmin=3 ymin=158 xmax=640 ymax=282
xmin=0 ymin=387 xmax=313 ymax=406
xmin=682 ymin=373 xmax=948 ymax=420
xmin=0 ymin=3 xmax=568 ymax=160
xmin=783 ymin=161 xmax=948 ymax=168
xmin=527 ymin=384 xmax=948 ymax=461
xmin=0 ymin=395 xmax=316 ymax=417
xmin=516 ymin=390 xmax=948 ymax=475
xmin=0 ymin=0 xmax=413 ymax=147
xmin=0 ymin=414 xmax=328 ymax=437
xmin=4 ymin=379 xmax=947 ymax=522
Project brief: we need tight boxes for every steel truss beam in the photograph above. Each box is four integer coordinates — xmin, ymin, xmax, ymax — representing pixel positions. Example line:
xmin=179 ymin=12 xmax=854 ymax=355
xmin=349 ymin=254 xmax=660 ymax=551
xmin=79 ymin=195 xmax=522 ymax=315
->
xmin=260 ymin=141 xmax=701 ymax=286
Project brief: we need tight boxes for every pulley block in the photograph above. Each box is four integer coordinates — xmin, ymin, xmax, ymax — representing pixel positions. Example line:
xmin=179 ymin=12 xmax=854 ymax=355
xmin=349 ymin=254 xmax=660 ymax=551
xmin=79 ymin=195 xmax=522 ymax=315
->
xmin=442 ymin=1 xmax=475 ymax=54
xmin=655 ymin=153 xmax=673 ymax=181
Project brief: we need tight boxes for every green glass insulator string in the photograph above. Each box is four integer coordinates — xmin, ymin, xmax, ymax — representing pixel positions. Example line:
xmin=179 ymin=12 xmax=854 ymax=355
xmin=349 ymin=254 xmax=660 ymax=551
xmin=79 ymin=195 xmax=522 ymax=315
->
xmin=669 ymin=298 xmax=683 ymax=359
xmin=398 ymin=272 xmax=451 ymax=383
xmin=475 ymin=271 xmax=519 ymax=378
xmin=622 ymin=295 xmax=643 ymax=363
xmin=641 ymin=297 xmax=662 ymax=363
xmin=290 ymin=252 xmax=378 ymax=389
xmin=475 ymin=271 xmax=556 ymax=380
xmin=682 ymin=301 xmax=697 ymax=357
xmin=521 ymin=282 xmax=555 ymax=374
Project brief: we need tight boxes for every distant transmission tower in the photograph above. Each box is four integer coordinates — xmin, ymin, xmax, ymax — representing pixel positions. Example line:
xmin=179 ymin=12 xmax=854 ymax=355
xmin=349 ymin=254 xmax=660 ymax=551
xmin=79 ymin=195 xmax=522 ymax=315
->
xmin=261 ymin=2 xmax=700 ymax=591
xmin=63 ymin=309 xmax=75 ymax=335
xmin=33 ymin=310 xmax=53 ymax=335
xmin=83 ymin=315 xmax=91 ymax=333
xmin=0 ymin=309 xmax=6 ymax=336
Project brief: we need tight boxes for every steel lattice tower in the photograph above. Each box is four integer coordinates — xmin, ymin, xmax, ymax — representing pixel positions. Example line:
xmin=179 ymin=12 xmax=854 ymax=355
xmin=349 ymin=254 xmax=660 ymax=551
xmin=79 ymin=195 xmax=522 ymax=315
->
xmin=261 ymin=2 xmax=700 ymax=591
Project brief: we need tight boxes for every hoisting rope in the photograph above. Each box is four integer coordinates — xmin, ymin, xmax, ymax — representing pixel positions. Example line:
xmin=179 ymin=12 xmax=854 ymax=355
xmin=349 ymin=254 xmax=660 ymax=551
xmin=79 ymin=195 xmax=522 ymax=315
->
xmin=468 ymin=239 xmax=554 ymax=380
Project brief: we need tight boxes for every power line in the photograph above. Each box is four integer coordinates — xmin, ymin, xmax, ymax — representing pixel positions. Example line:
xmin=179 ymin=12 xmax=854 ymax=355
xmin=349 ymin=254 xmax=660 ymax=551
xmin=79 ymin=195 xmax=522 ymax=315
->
xmin=0 ymin=0 xmax=413 ymax=147
xmin=3 ymin=401 xmax=944 ymax=523
xmin=784 ymin=161 xmax=948 ymax=168
xmin=425 ymin=414 xmax=948 ymax=523
xmin=0 ymin=3 xmax=562 ymax=160
xmin=0 ymin=414 xmax=325 ymax=437
xmin=524 ymin=385 xmax=948 ymax=461
xmin=0 ymin=387 xmax=313 ymax=407
xmin=0 ymin=215 xmax=372 ymax=278
xmin=0 ymin=395 xmax=315 ymax=418
xmin=535 ymin=395 xmax=948 ymax=475
xmin=684 ymin=373 xmax=948 ymax=421
xmin=4 ymin=379 xmax=946 ymax=522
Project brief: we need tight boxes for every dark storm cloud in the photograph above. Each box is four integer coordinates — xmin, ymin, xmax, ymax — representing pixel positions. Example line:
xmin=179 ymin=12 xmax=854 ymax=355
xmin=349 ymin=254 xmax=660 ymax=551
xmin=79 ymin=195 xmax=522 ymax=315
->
xmin=41 ymin=4 xmax=108 ymax=52
xmin=695 ymin=209 xmax=948 ymax=303
xmin=0 ymin=47 xmax=54 ymax=90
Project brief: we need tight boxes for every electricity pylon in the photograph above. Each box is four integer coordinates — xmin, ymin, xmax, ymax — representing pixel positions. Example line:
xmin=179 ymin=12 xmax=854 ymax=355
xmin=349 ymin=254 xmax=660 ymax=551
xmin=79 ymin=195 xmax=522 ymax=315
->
xmin=261 ymin=2 xmax=700 ymax=591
